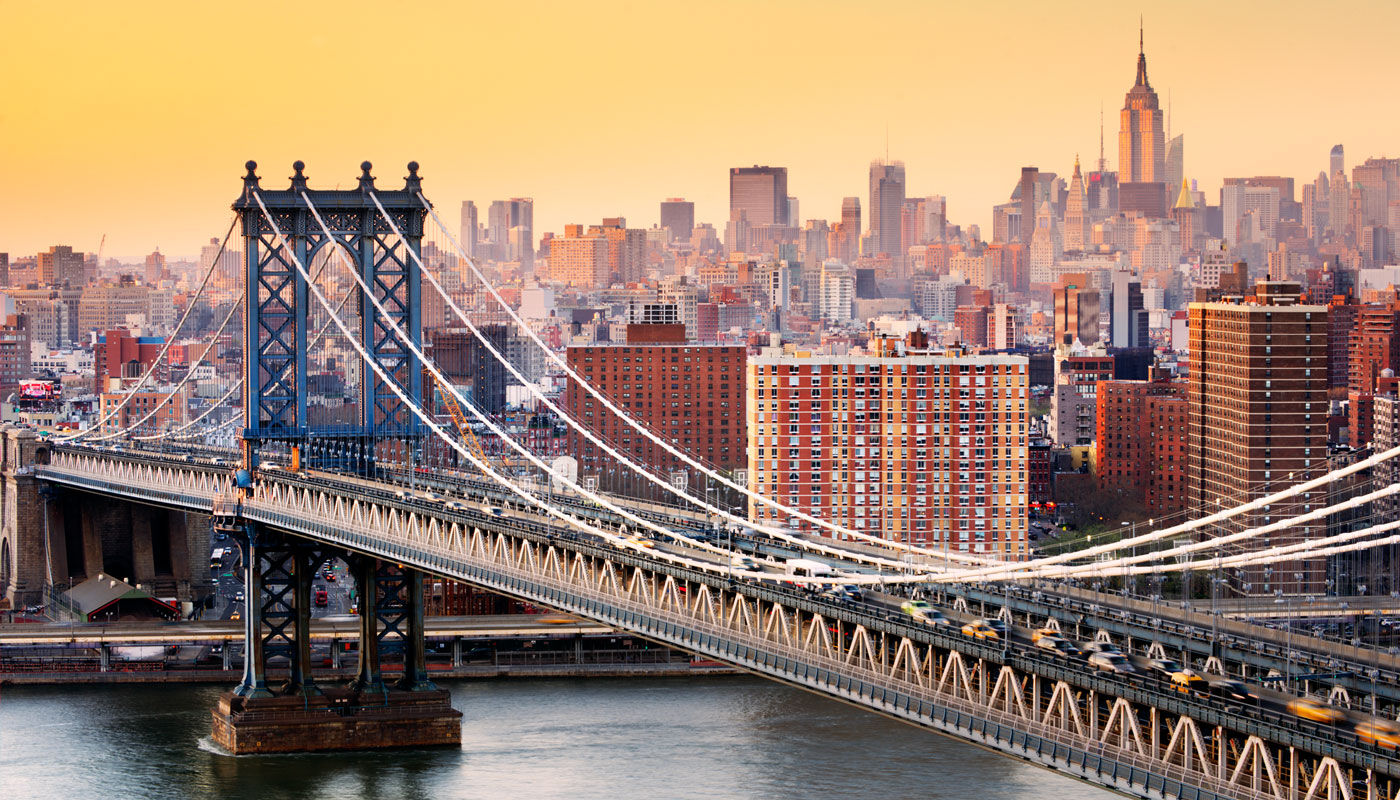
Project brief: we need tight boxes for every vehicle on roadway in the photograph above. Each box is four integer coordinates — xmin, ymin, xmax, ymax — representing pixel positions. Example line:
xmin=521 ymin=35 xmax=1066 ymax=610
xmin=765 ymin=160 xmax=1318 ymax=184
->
xmin=783 ymin=558 xmax=834 ymax=579
xmin=729 ymin=554 xmax=761 ymax=571
xmin=1083 ymin=641 xmax=1120 ymax=656
xmin=1148 ymin=658 xmax=1183 ymax=675
xmin=624 ymin=534 xmax=655 ymax=550
xmin=821 ymin=585 xmax=861 ymax=603
xmin=900 ymin=600 xmax=948 ymax=625
xmin=1169 ymin=670 xmax=1208 ymax=695
xmin=1213 ymin=679 xmax=1256 ymax=704
xmin=1043 ymin=638 xmax=1083 ymax=658
xmin=1088 ymin=652 xmax=1135 ymax=673
xmin=984 ymin=618 xmax=1008 ymax=638
xmin=1287 ymin=697 xmax=1344 ymax=724
xmin=1356 ymin=719 xmax=1400 ymax=749
xmin=314 ymin=588 xmax=329 ymax=607
xmin=1030 ymin=627 xmax=1060 ymax=643
xmin=961 ymin=619 xmax=1000 ymax=640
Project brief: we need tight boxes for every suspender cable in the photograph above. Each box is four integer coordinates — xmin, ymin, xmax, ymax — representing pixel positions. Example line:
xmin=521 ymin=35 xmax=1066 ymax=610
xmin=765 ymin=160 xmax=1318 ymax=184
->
xmin=60 ymin=214 xmax=239 ymax=442
xmin=415 ymin=193 xmax=1000 ymax=567
xmin=257 ymin=192 xmax=907 ymax=587
xmin=375 ymin=192 xmax=931 ymax=574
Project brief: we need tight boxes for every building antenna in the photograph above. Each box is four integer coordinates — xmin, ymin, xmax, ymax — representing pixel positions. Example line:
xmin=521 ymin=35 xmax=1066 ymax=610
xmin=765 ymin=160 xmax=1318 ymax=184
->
xmin=1167 ymin=88 xmax=1172 ymax=141
xmin=1098 ymin=103 xmax=1106 ymax=172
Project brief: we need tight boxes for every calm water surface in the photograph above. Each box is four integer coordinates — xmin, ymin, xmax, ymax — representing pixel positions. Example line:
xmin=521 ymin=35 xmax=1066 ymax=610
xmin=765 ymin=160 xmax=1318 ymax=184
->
xmin=0 ymin=677 xmax=1113 ymax=799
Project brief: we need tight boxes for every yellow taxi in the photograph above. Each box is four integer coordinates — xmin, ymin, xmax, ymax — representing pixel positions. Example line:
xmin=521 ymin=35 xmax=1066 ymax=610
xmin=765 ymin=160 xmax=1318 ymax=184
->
xmin=961 ymin=619 xmax=1000 ymax=640
xmin=1287 ymin=697 xmax=1344 ymax=724
xmin=1356 ymin=719 xmax=1400 ymax=749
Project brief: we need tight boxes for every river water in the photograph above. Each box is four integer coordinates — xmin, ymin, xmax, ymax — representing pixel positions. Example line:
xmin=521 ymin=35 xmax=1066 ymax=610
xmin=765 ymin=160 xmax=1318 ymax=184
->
xmin=0 ymin=676 xmax=1112 ymax=799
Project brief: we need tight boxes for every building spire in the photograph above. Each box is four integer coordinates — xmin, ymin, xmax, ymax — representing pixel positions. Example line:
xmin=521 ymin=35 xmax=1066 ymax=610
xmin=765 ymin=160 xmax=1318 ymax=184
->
xmin=1135 ymin=16 xmax=1150 ymax=87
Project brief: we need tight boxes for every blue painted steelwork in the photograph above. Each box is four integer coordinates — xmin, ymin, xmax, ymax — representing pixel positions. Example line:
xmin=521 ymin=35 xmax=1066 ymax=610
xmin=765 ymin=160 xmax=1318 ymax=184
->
xmin=233 ymin=160 xmax=428 ymax=470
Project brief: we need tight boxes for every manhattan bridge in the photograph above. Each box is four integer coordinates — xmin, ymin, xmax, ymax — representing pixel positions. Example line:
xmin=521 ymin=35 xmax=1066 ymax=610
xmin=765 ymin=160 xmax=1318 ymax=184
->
xmin=2 ymin=161 xmax=1399 ymax=799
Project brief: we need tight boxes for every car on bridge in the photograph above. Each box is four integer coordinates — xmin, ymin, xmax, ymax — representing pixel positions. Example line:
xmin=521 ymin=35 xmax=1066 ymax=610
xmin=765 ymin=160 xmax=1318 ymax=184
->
xmin=899 ymin=600 xmax=948 ymax=626
xmin=1213 ymin=679 xmax=1257 ymax=704
xmin=1169 ymin=670 xmax=1208 ymax=695
xmin=1033 ymin=635 xmax=1081 ymax=657
xmin=1287 ymin=697 xmax=1344 ymax=724
xmin=1088 ymin=652 xmax=1135 ymax=674
xmin=1030 ymin=627 xmax=1060 ymax=643
xmin=1355 ymin=719 xmax=1400 ymax=749
xmin=1148 ymin=658 xmax=1183 ymax=675
xmin=961 ymin=619 xmax=1000 ymax=640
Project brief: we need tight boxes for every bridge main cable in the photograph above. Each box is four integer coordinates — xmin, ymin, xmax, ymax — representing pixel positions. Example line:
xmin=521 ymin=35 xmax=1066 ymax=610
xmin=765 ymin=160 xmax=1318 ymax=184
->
xmin=384 ymin=192 xmax=949 ymax=575
xmin=414 ymin=193 xmax=1003 ymax=567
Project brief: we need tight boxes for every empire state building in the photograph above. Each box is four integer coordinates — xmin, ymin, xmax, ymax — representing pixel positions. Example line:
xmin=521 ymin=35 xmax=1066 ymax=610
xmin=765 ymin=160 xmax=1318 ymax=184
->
xmin=1118 ymin=27 xmax=1167 ymax=217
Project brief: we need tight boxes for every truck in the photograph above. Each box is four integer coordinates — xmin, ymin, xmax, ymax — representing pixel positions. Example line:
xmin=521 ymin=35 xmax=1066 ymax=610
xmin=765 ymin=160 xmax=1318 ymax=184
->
xmin=783 ymin=558 xmax=835 ymax=579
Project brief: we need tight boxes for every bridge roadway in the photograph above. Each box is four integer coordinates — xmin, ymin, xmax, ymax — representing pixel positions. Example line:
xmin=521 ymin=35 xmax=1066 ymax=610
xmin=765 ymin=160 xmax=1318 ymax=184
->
xmin=36 ymin=445 xmax=1400 ymax=799
xmin=0 ymin=614 xmax=609 ymax=645
xmin=367 ymin=460 xmax=1400 ymax=710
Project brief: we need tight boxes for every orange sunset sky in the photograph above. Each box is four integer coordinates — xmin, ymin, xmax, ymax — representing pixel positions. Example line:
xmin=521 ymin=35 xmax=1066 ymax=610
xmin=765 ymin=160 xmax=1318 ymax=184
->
xmin=3 ymin=0 xmax=1398 ymax=259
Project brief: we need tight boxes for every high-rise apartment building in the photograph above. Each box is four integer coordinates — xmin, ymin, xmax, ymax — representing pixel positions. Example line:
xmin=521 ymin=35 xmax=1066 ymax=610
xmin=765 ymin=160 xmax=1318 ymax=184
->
xmin=729 ymin=166 xmax=788 ymax=227
xmin=547 ymin=225 xmax=610 ymax=288
xmin=1188 ymin=281 xmax=1329 ymax=593
xmin=746 ymin=332 xmax=1028 ymax=557
xmin=659 ymin=199 xmax=695 ymax=244
xmin=868 ymin=160 xmax=906 ymax=259
xmin=565 ymin=327 xmax=746 ymax=496
xmin=1346 ymin=305 xmax=1400 ymax=446
xmin=1096 ymin=378 xmax=1185 ymax=508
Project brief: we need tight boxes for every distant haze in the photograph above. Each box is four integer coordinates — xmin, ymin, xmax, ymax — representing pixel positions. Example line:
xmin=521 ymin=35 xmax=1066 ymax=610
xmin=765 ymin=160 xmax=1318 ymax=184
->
xmin=3 ymin=0 xmax=1398 ymax=257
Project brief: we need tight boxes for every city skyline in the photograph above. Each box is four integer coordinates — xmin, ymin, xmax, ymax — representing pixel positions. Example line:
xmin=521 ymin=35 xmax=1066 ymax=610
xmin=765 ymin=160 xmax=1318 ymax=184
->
xmin=5 ymin=1 xmax=1400 ymax=258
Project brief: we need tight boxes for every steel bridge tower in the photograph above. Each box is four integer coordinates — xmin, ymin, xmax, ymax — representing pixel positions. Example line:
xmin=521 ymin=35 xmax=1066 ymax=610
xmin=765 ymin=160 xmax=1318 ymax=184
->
xmin=233 ymin=160 xmax=426 ymax=472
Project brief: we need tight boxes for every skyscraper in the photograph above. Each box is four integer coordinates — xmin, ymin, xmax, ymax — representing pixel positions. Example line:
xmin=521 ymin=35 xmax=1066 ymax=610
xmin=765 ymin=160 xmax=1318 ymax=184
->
xmin=1064 ymin=157 xmax=1089 ymax=251
xmin=729 ymin=166 xmax=788 ymax=227
xmin=460 ymin=201 xmax=478 ymax=258
xmin=1118 ymin=25 xmax=1167 ymax=217
xmin=1165 ymin=134 xmax=1184 ymax=191
xmin=1109 ymin=268 xmax=1148 ymax=348
xmin=144 ymin=249 xmax=166 ymax=284
xmin=659 ymin=198 xmax=694 ymax=243
xmin=1331 ymin=144 xmax=1346 ymax=178
xmin=1017 ymin=167 xmax=1038 ymax=244
xmin=868 ymin=160 xmax=906 ymax=258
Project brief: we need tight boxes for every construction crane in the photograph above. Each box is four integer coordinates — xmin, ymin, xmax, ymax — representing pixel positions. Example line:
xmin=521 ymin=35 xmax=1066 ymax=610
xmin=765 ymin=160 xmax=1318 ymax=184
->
xmin=430 ymin=373 xmax=491 ymax=469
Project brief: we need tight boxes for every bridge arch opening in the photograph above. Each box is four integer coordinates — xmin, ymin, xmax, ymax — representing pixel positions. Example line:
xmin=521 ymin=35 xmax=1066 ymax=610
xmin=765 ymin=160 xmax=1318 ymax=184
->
xmin=0 ymin=536 xmax=11 ymax=593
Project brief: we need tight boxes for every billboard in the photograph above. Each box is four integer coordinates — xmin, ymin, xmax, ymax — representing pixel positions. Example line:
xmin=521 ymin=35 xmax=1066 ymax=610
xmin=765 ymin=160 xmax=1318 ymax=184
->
xmin=19 ymin=381 xmax=56 ymax=400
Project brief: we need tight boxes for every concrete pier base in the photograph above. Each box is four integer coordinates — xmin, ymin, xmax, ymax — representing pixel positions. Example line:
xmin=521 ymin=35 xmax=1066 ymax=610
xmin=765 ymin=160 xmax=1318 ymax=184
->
xmin=210 ymin=687 xmax=462 ymax=754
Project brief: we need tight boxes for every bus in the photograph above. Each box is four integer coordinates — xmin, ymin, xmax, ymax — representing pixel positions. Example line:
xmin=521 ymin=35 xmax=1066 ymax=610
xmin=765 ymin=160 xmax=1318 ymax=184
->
xmin=209 ymin=548 xmax=226 ymax=570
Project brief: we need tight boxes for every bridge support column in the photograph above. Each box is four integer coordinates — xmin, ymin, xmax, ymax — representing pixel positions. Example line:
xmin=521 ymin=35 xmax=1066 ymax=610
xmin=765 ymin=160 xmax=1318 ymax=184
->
xmin=212 ymin=545 xmax=459 ymax=755
xmin=349 ymin=556 xmax=384 ymax=693
xmin=232 ymin=525 xmax=271 ymax=699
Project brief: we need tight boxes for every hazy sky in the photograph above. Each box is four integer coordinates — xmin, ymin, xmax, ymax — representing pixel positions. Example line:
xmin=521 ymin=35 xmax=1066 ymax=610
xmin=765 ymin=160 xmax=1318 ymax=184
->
xmin=4 ymin=0 xmax=1398 ymax=260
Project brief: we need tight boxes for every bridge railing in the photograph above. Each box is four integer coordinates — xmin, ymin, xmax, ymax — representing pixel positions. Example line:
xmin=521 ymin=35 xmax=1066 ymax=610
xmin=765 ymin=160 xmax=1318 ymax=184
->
xmin=243 ymin=494 xmax=1282 ymax=800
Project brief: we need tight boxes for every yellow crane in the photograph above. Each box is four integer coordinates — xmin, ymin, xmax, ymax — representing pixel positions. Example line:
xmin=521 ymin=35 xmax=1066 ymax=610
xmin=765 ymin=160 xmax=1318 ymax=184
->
xmin=431 ymin=373 xmax=491 ymax=468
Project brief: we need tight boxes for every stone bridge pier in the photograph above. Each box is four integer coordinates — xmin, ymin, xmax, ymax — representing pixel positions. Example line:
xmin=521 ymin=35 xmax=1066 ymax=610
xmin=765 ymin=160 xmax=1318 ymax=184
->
xmin=0 ymin=429 xmax=212 ymax=612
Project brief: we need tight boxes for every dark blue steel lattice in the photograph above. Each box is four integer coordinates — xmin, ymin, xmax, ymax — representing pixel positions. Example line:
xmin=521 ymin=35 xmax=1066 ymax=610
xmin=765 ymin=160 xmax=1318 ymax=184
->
xmin=234 ymin=160 xmax=427 ymax=470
